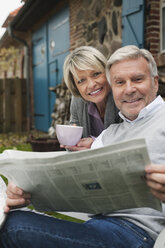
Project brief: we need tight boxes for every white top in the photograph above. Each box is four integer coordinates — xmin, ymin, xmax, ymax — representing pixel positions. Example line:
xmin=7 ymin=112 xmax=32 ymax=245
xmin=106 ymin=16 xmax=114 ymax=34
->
xmin=92 ymin=96 xmax=164 ymax=149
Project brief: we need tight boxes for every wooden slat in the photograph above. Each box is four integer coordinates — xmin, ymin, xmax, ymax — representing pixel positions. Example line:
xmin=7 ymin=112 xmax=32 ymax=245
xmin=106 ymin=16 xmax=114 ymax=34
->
xmin=0 ymin=78 xmax=27 ymax=133
xmin=14 ymin=79 xmax=22 ymax=132
xmin=3 ymin=79 xmax=11 ymax=132
xmin=0 ymin=80 xmax=3 ymax=132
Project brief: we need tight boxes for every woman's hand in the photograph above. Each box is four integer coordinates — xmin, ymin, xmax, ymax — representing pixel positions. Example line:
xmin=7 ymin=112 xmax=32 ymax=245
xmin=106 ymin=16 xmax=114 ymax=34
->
xmin=60 ymin=137 xmax=94 ymax=151
xmin=4 ymin=181 xmax=31 ymax=213
xmin=145 ymin=164 xmax=165 ymax=202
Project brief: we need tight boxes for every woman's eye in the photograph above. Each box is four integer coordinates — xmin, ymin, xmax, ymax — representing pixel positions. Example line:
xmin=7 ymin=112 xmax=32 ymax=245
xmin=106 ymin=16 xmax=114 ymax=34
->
xmin=77 ymin=78 xmax=85 ymax=84
xmin=93 ymin=72 xmax=101 ymax=77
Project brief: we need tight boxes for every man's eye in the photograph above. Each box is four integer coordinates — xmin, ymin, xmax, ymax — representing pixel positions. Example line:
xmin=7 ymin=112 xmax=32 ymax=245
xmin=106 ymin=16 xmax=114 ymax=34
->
xmin=116 ymin=81 xmax=123 ymax=85
xmin=135 ymin=77 xmax=142 ymax=82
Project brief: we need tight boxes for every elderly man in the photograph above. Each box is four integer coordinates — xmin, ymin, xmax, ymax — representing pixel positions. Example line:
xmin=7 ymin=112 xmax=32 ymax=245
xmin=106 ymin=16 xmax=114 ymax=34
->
xmin=0 ymin=45 xmax=165 ymax=248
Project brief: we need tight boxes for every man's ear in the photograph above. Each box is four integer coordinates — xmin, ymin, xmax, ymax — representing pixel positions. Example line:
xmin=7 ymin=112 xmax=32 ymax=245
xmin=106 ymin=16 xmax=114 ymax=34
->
xmin=154 ymin=76 xmax=159 ymax=92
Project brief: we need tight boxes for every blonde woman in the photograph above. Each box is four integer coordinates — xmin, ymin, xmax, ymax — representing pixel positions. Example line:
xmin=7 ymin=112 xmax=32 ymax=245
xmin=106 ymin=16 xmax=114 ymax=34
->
xmin=63 ymin=46 xmax=121 ymax=150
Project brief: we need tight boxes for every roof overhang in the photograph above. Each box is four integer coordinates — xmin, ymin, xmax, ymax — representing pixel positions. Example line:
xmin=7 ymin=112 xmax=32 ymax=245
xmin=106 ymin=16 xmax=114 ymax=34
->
xmin=10 ymin=0 xmax=60 ymax=31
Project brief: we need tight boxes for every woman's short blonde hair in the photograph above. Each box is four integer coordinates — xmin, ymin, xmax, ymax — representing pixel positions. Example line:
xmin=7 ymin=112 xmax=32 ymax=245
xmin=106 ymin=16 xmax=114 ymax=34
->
xmin=63 ymin=46 xmax=107 ymax=97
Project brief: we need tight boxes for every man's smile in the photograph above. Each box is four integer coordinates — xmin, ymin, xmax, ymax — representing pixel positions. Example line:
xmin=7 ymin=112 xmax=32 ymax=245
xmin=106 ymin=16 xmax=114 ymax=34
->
xmin=122 ymin=97 xmax=143 ymax=104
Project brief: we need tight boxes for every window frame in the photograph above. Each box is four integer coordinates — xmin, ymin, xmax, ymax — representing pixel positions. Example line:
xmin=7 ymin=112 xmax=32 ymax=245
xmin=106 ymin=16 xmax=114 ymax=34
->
xmin=161 ymin=0 xmax=165 ymax=52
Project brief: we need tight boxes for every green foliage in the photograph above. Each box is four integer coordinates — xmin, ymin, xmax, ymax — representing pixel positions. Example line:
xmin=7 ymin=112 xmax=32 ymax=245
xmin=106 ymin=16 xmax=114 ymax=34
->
xmin=0 ymin=46 xmax=20 ymax=74
xmin=0 ymin=144 xmax=32 ymax=154
xmin=28 ymin=205 xmax=84 ymax=223
xmin=45 ymin=212 xmax=84 ymax=223
xmin=0 ymin=174 xmax=8 ymax=185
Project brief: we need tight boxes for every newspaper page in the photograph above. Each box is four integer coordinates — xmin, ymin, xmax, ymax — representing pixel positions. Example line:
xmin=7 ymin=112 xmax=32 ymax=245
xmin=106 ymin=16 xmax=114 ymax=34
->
xmin=0 ymin=138 xmax=162 ymax=214
xmin=0 ymin=179 xmax=7 ymax=227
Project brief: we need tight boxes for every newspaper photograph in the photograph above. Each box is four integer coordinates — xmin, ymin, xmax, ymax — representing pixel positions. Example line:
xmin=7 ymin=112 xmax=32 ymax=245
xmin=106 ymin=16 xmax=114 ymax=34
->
xmin=0 ymin=138 xmax=162 ymax=214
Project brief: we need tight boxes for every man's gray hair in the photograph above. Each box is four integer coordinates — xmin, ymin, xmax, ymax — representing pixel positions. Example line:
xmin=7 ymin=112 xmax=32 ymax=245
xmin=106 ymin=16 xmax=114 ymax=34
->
xmin=106 ymin=45 xmax=158 ymax=84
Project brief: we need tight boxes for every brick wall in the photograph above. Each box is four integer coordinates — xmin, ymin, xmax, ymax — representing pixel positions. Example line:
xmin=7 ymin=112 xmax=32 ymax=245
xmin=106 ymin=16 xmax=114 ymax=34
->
xmin=145 ymin=0 xmax=165 ymax=70
xmin=144 ymin=0 xmax=165 ymax=98
xmin=145 ymin=0 xmax=160 ymax=57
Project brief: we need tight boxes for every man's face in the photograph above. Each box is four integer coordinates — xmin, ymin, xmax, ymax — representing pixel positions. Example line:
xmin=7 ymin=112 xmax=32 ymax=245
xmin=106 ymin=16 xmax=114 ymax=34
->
xmin=110 ymin=57 xmax=159 ymax=120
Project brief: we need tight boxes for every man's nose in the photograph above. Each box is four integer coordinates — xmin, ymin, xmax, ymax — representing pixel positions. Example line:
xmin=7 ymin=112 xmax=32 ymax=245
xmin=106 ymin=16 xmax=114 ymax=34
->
xmin=124 ymin=81 xmax=136 ymax=94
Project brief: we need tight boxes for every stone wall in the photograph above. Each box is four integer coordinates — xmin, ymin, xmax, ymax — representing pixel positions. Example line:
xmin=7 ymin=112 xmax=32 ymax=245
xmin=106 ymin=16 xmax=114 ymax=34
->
xmin=48 ymin=80 xmax=72 ymax=137
xmin=69 ymin=0 xmax=122 ymax=58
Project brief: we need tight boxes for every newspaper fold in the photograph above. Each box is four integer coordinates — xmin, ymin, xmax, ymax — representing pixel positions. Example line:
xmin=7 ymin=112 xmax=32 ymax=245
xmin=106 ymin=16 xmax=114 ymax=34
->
xmin=0 ymin=138 xmax=162 ymax=214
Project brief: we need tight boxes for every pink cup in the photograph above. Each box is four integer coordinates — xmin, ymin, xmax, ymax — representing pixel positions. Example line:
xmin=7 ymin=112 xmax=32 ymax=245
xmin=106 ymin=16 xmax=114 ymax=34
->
xmin=56 ymin=125 xmax=83 ymax=146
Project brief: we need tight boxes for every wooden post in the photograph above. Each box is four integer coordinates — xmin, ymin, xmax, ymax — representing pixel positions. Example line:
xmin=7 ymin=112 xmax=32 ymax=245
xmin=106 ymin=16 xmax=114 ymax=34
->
xmin=14 ymin=78 xmax=22 ymax=132
xmin=3 ymin=79 xmax=11 ymax=133
xmin=0 ymin=79 xmax=3 ymax=132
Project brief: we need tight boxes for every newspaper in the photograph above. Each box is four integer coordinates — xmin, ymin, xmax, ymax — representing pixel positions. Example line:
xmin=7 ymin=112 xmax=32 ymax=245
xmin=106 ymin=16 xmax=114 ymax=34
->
xmin=0 ymin=179 xmax=7 ymax=227
xmin=0 ymin=138 xmax=162 ymax=215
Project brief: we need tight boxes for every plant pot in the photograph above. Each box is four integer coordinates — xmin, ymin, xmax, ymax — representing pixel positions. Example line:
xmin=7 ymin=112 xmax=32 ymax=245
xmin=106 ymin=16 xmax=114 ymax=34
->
xmin=28 ymin=136 xmax=65 ymax=152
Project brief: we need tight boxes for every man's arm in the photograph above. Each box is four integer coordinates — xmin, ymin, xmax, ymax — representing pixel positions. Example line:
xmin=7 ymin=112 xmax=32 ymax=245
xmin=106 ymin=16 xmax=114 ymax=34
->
xmin=4 ymin=182 xmax=31 ymax=213
xmin=145 ymin=164 xmax=165 ymax=202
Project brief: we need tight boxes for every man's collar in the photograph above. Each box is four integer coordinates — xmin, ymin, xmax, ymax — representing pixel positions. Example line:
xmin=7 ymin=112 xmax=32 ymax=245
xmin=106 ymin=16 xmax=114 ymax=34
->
xmin=119 ymin=95 xmax=165 ymax=123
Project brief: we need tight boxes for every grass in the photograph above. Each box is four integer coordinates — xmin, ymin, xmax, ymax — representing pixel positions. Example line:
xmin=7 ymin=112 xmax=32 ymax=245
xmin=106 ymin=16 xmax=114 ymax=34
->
xmin=0 ymin=131 xmax=84 ymax=223
xmin=0 ymin=143 xmax=32 ymax=153
xmin=0 ymin=130 xmax=44 ymax=152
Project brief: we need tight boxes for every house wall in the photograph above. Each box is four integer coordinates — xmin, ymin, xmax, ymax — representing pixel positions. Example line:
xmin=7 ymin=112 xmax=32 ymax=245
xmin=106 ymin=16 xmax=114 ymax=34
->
xmin=145 ymin=0 xmax=160 ymax=56
xmin=145 ymin=0 xmax=165 ymax=67
xmin=26 ymin=0 xmax=165 ymax=131
xmin=145 ymin=0 xmax=165 ymax=97
xmin=69 ymin=0 xmax=122 ymax=57
xmin=22 ymin=0 xmax=123 ymax=132
xmin=4 ymin=0 xmax=165 ymax=132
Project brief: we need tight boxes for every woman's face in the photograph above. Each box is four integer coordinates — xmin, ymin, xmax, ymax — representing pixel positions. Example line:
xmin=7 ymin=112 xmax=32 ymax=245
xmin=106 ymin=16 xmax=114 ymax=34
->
xmin=73 ymin=69 xmax=110 ymax=105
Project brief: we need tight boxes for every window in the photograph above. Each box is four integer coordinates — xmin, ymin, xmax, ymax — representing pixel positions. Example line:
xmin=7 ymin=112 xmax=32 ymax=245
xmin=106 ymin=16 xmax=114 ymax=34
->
xmin=161 ymin=0 xmax=165 ymax=52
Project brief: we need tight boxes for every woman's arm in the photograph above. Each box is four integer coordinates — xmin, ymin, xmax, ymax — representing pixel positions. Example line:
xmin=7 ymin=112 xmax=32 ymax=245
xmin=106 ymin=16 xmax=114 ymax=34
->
xmin=62 ymin=137 xmax=94 ymax=151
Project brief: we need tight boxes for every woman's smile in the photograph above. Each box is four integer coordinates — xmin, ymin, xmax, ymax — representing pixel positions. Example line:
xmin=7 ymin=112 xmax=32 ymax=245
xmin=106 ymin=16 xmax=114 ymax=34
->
xmin=88 ymin=87 xmax=103 ymax=96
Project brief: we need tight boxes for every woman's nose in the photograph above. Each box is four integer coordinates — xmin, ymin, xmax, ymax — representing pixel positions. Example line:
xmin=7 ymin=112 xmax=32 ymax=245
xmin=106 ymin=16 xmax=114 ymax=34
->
xmin=87 ymin=78 xmax=96 ymax=88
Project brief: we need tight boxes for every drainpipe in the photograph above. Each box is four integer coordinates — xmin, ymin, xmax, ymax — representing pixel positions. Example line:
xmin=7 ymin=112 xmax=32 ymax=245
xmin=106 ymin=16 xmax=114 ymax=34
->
xmin=7 ymin=24 xmax=31 ymax=132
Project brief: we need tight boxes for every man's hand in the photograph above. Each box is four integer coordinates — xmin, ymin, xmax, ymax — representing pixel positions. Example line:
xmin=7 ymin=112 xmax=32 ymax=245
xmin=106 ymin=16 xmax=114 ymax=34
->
xmin=60 ymin=137 xmax=94 ymax=151
xmin=4 ymin=182 xmax=31 ymax=213
xmin=145 ymin=164 xmax=165 ymax=202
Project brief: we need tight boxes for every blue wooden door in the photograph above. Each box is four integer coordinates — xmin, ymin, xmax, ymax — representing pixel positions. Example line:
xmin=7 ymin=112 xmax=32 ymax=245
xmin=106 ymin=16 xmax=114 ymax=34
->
xmin=32 ymin=24 xmax=49 ymax=131
xmin=32 ymin=6 xmax=69 ymax=131
xmin=48 ymin=7 xmax=70 ymax=118
xmin=122 ymin=0 xmax=145 ymax=48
